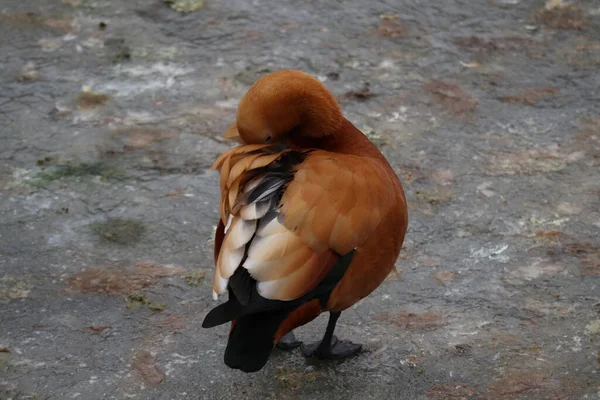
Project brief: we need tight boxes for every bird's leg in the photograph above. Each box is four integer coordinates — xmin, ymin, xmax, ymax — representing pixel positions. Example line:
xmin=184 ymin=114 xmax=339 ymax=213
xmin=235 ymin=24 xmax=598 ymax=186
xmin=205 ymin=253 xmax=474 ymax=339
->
xmin=300 ymin=312 xmax=362 ymax=359
xmin=275 ymin=331 xmax=302 ymax=350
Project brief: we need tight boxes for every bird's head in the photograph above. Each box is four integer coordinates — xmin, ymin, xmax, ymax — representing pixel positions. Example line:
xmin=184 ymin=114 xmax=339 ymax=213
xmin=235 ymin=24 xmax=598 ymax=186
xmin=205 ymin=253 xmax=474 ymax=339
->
xmin=224 ymin=70 xmax=343 ymax=145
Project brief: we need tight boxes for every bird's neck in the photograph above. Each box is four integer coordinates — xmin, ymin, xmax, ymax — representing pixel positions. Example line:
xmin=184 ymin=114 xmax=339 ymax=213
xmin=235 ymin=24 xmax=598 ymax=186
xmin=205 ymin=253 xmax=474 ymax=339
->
xmin=291 ymin=118 xmax=386 ymax=160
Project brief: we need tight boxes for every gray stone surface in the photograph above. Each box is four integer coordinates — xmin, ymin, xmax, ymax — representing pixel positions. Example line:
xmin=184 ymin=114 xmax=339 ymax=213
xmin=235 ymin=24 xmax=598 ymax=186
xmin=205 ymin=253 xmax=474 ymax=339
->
xmin=1 ymin=0 xmax=600 ymax=399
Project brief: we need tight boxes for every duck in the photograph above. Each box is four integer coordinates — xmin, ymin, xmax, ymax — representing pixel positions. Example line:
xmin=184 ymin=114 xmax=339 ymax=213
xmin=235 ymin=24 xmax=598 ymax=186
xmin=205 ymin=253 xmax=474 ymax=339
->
xmin=202 ymin=70 xmax=408 ymax=373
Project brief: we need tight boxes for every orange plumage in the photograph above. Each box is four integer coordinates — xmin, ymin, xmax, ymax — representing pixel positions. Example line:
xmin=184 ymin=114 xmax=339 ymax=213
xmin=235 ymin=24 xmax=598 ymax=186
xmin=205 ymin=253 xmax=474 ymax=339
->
xmin=202 ymin=70 xmax=408 ymax=372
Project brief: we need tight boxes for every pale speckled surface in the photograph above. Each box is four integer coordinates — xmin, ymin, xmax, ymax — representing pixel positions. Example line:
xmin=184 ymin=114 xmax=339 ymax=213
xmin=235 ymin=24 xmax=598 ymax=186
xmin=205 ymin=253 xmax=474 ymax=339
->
xmin=1 ymin=0 xmax=600 ymax=399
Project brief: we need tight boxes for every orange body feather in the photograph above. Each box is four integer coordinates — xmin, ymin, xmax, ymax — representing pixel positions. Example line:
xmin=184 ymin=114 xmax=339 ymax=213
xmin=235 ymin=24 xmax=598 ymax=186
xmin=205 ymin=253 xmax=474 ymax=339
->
xmin=204 ymin=70 xmax=408 ymax=372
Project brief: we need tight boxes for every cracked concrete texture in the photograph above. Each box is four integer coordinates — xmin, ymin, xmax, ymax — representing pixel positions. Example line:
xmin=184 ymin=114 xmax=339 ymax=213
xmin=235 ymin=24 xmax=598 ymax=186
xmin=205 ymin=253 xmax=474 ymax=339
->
xmin=1 ymin=0 xmax=600 ymax=399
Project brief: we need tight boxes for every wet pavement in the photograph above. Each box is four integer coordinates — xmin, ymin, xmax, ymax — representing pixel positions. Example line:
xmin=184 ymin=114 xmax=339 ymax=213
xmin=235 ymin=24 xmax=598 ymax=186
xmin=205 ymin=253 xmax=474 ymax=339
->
xmin=1 ymin=0 xmax=600 ymax=399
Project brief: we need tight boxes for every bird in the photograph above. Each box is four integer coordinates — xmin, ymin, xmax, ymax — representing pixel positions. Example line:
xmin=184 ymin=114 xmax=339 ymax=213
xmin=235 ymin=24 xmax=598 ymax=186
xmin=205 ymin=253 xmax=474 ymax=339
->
xmin=202 ymin=70 xmax=408 ymax=373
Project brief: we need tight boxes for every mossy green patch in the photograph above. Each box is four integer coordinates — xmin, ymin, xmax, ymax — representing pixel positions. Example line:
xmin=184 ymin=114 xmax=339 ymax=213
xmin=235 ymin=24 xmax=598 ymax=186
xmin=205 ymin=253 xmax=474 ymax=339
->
xmin=104 ymin=38 xmax=131 ymax=62
xmin=363 ymin=128 xmax=389 ymax=149
xmin=0 ymin=278 xmax=32 ymax=304
xmin=147 ymin=303 xmax=167 ymax=312
xmin=275 ymin=366 xmax=324 ymax=390
xmin=91 ymin=219 xmax=146 ymax=245
xmin=77 ymin=88 xmax=109 ymax=109
xmin=35 ymin=156 xmax=55 ymax=166
xmin=0 ymin=347 xmax=11 ymax=372
xmin=415 ymin=188 xmax=455 ymax=205
xmin=165 ymin=0 xmax=205 ymax=13
xmin=28 ymin=160 xmax=127 ymax=188
xmin=126 ymin=293 xmax=166 ymax=312
xmin=126 ymin=293 xmax=151 ymax=309
xmin=183 ymin=270 xmax=205 ymax=286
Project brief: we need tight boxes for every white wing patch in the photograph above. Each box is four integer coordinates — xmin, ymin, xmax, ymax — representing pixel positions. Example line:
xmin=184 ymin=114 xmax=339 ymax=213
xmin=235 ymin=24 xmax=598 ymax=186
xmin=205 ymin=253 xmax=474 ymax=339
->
xmin=212 ymin=171 xmax=288 ymax=300
xmin=224 ymin=214 xmax=233 ymax=234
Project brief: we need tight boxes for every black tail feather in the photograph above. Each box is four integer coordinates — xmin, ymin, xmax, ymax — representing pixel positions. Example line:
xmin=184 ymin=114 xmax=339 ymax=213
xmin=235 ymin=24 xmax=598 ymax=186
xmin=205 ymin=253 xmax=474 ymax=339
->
xmin=202 ymin=249 xmax=356 ymax=372
xmin=224 ymin=308 xmax=290 ymax=372
xmin=202 ymin=295 xmax=243 ymax=328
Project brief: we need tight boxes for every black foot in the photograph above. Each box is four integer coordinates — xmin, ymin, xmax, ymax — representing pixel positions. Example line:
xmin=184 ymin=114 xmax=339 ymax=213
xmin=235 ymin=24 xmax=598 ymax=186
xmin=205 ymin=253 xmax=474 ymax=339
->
xmin=300 ymin=335 xmax=362 ymax=359
xmin=275 ymin=332 xmax=302 ymax=350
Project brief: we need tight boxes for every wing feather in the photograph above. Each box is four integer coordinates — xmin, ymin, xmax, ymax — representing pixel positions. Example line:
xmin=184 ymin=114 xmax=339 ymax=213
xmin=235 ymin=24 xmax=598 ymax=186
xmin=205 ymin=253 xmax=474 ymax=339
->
xmin=210 ymin=144 xmax=398 ymax=305
xmin=280 ymin=152 xmax=398 ymax=254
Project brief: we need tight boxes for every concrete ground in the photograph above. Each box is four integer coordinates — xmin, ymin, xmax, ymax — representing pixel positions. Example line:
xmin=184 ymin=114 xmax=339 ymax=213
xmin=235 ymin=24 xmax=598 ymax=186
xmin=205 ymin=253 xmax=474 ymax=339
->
xmin=1 ymin=0 xmax=600 ymax=399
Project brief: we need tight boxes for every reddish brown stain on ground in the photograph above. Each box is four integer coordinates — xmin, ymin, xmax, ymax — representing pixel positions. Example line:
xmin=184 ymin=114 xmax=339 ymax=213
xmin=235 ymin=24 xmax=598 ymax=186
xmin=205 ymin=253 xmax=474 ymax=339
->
xmin=432 ymin=270 xmax=455 ymax=284
xmin=112 ymin=127 xmax=178 ymax=149
xmin=153 ymin=314 xmax=185 ymax=333
xmin=376 ymin=14 xmax=404 ymax=38
xmin=395 ymin=165 xmax=426 ymax=185
xmin=132 ymin=350 xmax=165 ymax=386
xmin=535 ymin=4 xmax=588 ymax=31
xmin=501 ymin=87 xmax=559 ymax=106
xmin=487 ymin=371 xmax=549 ymax=398
xmin=427 ymin=383 xmax=476 ymax=399
xmin=377 ymin=311 xmax=445 ymax=330
xmin=453 ymin=36 xmax=540 ymax=54
xmin=425 ymin=80 xmax=478 ymax=115
xmin=67 ymin=262 xmax=183 ymax=294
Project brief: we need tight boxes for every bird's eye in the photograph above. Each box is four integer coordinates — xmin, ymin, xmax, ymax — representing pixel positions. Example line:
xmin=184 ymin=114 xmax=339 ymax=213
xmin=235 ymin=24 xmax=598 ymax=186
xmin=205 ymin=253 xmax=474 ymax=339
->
xmin=265 ymin=136 xmax=272 ymax=143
